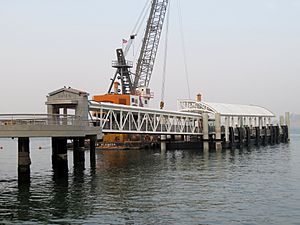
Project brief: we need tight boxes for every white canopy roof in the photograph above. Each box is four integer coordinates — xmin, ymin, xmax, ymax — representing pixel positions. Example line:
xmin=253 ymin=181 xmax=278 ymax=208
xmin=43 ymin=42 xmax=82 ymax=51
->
xmin=204 ymin=102 xmax=275 ymax=117
xmin=178 ymin=100 xmax=275 ymax=117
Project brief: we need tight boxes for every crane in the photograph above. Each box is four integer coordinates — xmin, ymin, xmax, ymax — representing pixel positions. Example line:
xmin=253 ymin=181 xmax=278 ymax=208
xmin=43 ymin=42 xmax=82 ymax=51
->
xmin=108 ymin=0 xmax=169 ymax=98
xmin=93 ymin=0 xmax=170 ymax=146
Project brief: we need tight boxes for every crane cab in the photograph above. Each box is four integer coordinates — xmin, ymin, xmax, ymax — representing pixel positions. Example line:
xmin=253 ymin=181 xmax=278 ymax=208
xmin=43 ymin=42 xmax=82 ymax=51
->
xmin=93 ymin=83 xmax=152 ymax=108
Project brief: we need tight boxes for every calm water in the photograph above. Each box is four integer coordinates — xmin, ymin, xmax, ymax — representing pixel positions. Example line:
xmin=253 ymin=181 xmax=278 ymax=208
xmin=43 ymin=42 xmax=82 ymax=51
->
xmin=0 ymin=134 xmax=300 ymax=225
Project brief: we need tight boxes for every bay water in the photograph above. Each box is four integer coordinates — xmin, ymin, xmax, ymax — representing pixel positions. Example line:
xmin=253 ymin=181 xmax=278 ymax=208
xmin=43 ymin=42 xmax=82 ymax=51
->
xmin=0 ymin=133 xmax=300 ymax=224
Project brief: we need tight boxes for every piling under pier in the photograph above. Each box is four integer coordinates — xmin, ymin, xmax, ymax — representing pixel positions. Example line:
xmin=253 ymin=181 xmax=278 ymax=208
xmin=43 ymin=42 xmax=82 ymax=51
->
xmin=166 ymin=124 xmax=290 ymax=151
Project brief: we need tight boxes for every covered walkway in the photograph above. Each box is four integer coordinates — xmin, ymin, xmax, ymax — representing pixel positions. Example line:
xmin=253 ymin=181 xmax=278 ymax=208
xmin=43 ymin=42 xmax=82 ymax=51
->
xmin=178 ymin=100 xmax=276 ymax=127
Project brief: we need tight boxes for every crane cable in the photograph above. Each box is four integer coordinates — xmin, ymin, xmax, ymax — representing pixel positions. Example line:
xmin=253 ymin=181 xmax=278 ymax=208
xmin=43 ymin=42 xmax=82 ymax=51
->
xmin=160 ymin=0 xmax=171 ymax=109
xmin=131 ymin=0 xmax=151 ymax=35
xmin=177 ymin=0 xmax=191 ymax=99
xmin=130 ymin=0 xmax=151 ymax=58
xmin=126 ymin=0 xmax=151 ymax=68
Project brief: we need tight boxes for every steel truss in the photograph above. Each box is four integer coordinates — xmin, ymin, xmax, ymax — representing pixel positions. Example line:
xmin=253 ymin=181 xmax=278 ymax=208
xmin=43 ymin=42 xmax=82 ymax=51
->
xmin=134 ymin=0 xmax=169 ymax=89
xmin=89 ymin=102 xmax=202 ymax=135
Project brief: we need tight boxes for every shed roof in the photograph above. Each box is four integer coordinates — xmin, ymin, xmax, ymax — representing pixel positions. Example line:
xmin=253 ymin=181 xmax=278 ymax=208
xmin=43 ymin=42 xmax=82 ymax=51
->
xmin=48 ymin=87 xmax=89 ymax=96
xmin=204 ymin=102 xmax=275 ymax=117
xmin=178 ymin=100 xmax=275 ymax=117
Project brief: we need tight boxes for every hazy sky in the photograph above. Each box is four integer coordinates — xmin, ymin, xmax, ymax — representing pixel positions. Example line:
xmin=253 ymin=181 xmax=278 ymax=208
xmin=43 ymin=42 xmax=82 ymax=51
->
xmin=0 ymin=0 xmax=299 ymax=116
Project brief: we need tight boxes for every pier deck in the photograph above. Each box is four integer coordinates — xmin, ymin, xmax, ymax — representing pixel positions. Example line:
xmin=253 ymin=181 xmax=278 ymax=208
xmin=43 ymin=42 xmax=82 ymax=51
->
xmin=0 ymin=114 xmax=102 ymax=138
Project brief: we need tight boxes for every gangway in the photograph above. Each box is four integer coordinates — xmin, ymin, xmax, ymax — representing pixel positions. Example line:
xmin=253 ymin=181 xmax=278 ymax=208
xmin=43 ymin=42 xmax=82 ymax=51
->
xmin=89 ymin=101 xmax=202 ymax=135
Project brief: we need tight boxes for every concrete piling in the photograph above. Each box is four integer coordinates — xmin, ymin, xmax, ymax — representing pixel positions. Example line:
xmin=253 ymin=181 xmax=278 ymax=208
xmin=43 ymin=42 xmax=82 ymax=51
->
xmin=245 ymin=126 xmax=250 ymax=146
xmin=270 ymin=125 xmax=274 ymax=144
xmin=255 ymin=127 xmax=260 ymax=146
xmin=275 ymin=126 xmax=280 ymax=144
xmin=262 ymin=126 xmax=267 ymax=145
xmin=18 ymin=137 xmax=31 ymax=183
xmin=202 ymin=113 xmax=209 ymax=151
xmin=224 ymin=117 xmax=230 ymax=144
xmin=237 ymin=127 xmax=244 ymax=147
xmin=52 ymin=137 xmax=68 ymax=177
xmin=160 ymin=135 xmax=167 ymax=152
xmin=229 ymin=127 xmax=235 ymax=148
xmin=285 ymin=112 xmax=290 ymax=142
xmin=215 ymin=113 xmax=222 ymax=151
xmin=89 ymin=136 xmax=97 ymax=169
xmin=73 ymin=138 xmax=85 ymax=169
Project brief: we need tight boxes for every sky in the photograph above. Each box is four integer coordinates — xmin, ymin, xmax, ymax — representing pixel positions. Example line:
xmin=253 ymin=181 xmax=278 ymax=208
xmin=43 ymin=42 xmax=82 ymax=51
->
xmin=0 ymin=0 xmax=299 ymax=116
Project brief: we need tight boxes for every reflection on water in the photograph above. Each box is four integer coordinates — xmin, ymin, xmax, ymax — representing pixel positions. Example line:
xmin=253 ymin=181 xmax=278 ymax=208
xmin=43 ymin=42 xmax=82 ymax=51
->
xmin=1 ymin=135 xmax=300 ymax=224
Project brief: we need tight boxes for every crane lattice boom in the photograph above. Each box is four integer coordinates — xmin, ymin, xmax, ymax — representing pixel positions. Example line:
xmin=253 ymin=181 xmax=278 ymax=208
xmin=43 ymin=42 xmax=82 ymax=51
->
xmin=134 ymin=0 xmax=169 ymax=90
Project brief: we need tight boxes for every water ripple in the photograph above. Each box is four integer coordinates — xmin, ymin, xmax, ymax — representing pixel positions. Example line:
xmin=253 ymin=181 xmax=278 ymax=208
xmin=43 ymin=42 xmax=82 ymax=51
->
xmin=0 ymin=136 xmax=300 ymax=224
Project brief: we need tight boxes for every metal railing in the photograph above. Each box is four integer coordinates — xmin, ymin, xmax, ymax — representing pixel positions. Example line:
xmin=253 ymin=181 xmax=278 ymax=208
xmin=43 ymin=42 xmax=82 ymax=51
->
xmin=111 ymin=60 xmax=133 ymax=68
xmin=0 ymin=114 xmax=89 ymax=127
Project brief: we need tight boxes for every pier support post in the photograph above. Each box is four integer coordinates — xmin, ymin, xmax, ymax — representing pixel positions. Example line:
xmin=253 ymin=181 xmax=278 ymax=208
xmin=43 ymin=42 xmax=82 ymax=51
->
xmin=285 ymin=112 xmax=290 ymax=142
xmin=270 ymin=125 xmax=274 ymax=144
xmin=203 ymin=113 xmax=209 ymax=151
xmin=215 ymin=113 xmax=222 ymax=151
xmin=229 ymin=127 xmax=235 ymax=148
xmin=225 ymin=117 xmax=230 ymax=145
xmin=262 ymin=126 xmax=267 ymax=145
xmin=160 ymin=135 xmax=167 ymax=152
xmin=52 ymin=137 xmax=68 ymax=177
xmin=280 ymin=116 xmax=285 ymax=143
xmin=275 ymin=126 xmax=280 ymax=144
xmin=89 ymin=136 xmax=97 ymax=169
xmin=18 ymin=137 xmax=31 ymax=183
xmin=237 ymin=127 xmax=244 ymax=147
xmin=245 ymin=126 xmax=251 ymax=146
xmin=255 ymin=127 xmax=260 ymax=146
xmin=73 ymin=138 xmax=85 ymax=169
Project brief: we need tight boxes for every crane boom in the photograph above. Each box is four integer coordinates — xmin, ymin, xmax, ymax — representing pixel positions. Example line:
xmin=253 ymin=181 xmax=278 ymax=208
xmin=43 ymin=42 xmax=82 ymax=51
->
xmin=133 ymin=0 xmax=169 ymax=90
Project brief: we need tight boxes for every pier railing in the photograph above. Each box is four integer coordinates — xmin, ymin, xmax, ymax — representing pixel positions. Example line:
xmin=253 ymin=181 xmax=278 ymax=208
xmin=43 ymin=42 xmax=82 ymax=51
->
xmin=0 ymin=114 xmax=89 ymax=127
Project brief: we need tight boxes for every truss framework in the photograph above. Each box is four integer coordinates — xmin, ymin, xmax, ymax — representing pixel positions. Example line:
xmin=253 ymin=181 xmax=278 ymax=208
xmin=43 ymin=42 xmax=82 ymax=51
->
xmin=90 ymin=102 xmax=202 ymax=135
xmin=134 ymin=0 xmax=169 ymax=89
